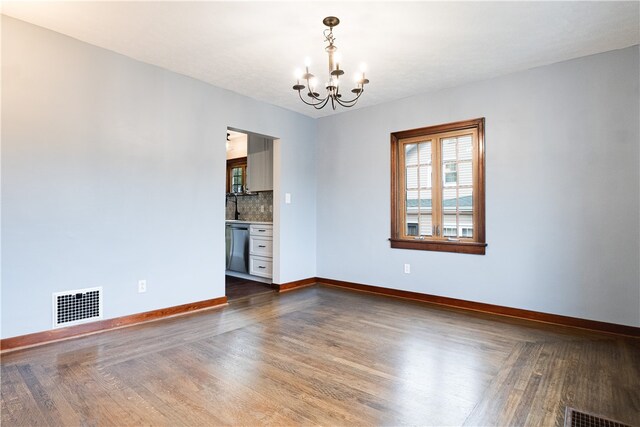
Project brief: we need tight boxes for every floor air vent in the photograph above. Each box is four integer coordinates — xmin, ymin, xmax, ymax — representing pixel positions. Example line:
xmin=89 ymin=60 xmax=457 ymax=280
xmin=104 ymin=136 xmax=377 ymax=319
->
xmin=53 ymin=287 xmax=103 ymax=328
xmin=565 ymin=407 xmax=632 ymax=427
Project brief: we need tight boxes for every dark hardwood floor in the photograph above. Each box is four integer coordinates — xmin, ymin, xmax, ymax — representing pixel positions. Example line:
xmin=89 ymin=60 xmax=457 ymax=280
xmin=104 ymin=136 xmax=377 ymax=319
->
xmin=2 ymin=285 xmax=639 ymax=426
xmin=225 ymin=274 xmax=274 ymax=300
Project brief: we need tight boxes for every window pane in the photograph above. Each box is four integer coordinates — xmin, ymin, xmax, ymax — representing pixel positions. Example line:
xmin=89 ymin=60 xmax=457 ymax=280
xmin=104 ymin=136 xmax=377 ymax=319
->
xmin=419 ymin=189 xmax=432 ymax=212
xmin=405 ymin=143 xmax=418 ymax=166
xmin=406 ymin=220 xmax=419 ymax=236
xmin=406 ymin=166 xmax=418 ymax=189
xmin=444 ymin=163 xmax=457 ymax=186
xmin=442 ymin=188 xmax=458 ymax=212
xmin=459 ymin=212 xmax=473 ymax=238
xmin=419 ymin=188 xmax=432 ymax=236
xmin=406 ymin=190 xmax=419 ymax=215
xmin=405 ymin=189 xmax=418 ymax=236
xmin=443 ymin=215 xmax=457 ymax=237
xmin=441 ymin=134 xmax=474 ymax=239
xmin=442 ymin=188 xmax=457 ymax=236
xmin=418 ymin=141 xmax=432 ymax=164
xmin=442 ymin=138 xmax=457 ymax=162
xmin=419 ymin=165 xmax=432 ymax=189
xmin=419 ymin=213 xmax=433 ymax=236
xmin=458 ymin=161 xmax=472 ymax=187
xmin=459 ymin=187 xmax=473 ymax=214
xmin=458 ymin=135 xmax=473 ymax=161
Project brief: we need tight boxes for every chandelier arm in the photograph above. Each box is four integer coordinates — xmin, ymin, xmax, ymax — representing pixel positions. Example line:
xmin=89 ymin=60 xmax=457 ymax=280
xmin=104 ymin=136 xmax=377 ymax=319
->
xmin=335 ymin=95 xmax=360 ymax=106
xmin=334 ymin=89 xmax=364 ymax=107
xmin=297 ymin=90 xmax=328 ymax=107
xmin=305 ymin=77 xmax=320 ymax=100
xmin=312 ymin=96 xmax=331 ymax=110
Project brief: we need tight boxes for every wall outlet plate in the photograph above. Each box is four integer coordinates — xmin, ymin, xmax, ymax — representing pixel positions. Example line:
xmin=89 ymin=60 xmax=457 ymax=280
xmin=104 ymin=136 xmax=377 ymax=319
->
xmin=404 ymin=264 xmax=410 ymax=274
xmin=138 ymin=280 xmax=147 ymax=293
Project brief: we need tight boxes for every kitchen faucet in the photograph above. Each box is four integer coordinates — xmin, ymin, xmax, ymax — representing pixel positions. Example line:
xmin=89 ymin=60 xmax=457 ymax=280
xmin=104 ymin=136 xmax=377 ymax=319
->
xmin=226 ymin=193 xmax=240 ymax=220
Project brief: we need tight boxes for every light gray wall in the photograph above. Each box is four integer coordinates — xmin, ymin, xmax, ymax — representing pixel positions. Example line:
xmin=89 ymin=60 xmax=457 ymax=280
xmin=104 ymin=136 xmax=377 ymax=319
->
xmin=316 ymin=46 xmax=640 ymax=327
xmin=2 ymin=16 xmax=638 ymax=339
xmin=1 ymin=16 xmax=317 ymax=339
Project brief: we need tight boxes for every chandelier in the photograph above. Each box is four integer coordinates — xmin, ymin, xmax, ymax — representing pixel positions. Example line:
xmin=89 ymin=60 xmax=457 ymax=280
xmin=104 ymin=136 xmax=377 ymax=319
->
xmin=292 ymin=16 xmax=369 ymax=110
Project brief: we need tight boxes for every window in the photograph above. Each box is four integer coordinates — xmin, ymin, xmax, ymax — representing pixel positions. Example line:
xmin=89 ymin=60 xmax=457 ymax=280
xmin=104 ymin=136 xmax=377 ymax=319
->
xmin=231 ymin=167 xmax=243 ymax=193
xmin=390 ymin=118 xmax=486 ymax=254
xmin=226 ymin=157 xmax=247 ymax=194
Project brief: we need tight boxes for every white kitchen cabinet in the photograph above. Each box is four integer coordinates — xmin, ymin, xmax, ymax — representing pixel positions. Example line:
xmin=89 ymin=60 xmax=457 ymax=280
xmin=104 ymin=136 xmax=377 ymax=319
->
xmin=246 ymin=135 xmax=273 ymax=192
xmin=250 ymin=236 xmax=273 ymax=257
xmin=249 ymin=255 xmax=273 ymax=278
xmin=249 ymin=224 xmax=273 ymax=237
xmin=249 ymin=224 xmax=273 ymax=279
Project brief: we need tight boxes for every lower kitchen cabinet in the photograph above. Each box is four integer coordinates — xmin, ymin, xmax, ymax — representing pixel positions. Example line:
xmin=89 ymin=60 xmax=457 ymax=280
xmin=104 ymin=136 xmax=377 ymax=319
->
xmin=249 ymin=255 xmax=273 ymax=278
xmin=249 ymin=224 xmax=273 ymax=279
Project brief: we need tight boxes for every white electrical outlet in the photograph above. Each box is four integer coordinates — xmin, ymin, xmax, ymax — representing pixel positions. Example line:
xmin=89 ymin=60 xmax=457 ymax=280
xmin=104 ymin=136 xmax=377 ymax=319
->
xmin=285 ymin=193 xmax=291 ymax=204
xmin=260 ymin=205 xmax=265 ymax=212
xmin=404 ymin=264 xmax=411 ymax=274
xmin=269 ymin=205 xmax=273 ymax=212
xmin=138 ymin=280 xmax=147 ymax=293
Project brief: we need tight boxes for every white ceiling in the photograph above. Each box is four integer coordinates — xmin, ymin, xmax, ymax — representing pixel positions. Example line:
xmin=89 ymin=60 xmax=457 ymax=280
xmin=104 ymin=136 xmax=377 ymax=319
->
xmin=3 ymin=1 xmax=639 ymax=118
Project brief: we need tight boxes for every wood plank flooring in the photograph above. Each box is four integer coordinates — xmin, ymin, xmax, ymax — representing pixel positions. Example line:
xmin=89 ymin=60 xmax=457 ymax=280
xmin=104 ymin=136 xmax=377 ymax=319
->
xmin=225 ymin=275 xmax=274 ymax=301
xmin=2 ymin=285 xmax=639 ymax=426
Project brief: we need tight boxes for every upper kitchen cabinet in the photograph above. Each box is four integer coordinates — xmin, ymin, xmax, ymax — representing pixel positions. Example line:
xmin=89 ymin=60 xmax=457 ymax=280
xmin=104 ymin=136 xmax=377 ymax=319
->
xmin=246 ymin=135 xmax=273 ymax=192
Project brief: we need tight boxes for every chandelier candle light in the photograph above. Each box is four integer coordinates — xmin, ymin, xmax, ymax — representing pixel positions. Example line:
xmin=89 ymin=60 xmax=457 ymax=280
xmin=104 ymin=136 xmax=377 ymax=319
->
xmin=293 ymin=16 xmax=369 ymax=110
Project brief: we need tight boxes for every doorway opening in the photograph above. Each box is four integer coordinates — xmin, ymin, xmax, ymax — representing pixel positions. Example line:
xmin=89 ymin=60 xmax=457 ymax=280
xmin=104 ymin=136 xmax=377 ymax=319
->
xmin=224 ymin=127 xmax=278 ymax=300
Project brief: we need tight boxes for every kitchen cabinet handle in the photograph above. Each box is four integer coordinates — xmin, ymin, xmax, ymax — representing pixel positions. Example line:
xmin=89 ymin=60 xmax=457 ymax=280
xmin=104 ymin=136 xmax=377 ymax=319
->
xmin=258 ymin=266 xmax=266 ymax=269
xmin=258 ymin=245 xmax=266 ymax=248
xmin=258 ymin=229 xmax=266 ymax=232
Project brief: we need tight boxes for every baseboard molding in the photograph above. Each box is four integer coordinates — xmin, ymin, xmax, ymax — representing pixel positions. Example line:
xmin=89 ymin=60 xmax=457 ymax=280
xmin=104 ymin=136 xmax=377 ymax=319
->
xmin=273 ymin=277 xmax=317 ymax=292
xmin=316 ymin=277 xmax=640 ymax=338
xmin=1 ymin=296 xmax=228 ymax=353
xmin=4 ymin=277 xmax=636 ymax=352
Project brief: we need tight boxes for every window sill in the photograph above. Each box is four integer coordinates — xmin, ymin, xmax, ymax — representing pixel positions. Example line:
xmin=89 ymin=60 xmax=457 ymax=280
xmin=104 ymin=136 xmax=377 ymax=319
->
xmin=389 ymin=238 xmax=487 ymax=255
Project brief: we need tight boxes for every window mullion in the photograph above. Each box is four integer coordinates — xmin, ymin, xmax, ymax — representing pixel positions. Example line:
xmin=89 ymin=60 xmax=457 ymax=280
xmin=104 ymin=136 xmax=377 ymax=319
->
xmin=455 ymin=137 xmax=460 ymax=238
xmin=416 ymin=142 xmax=421 ymax=237
xmin=432 ymin=135 xmax=442 ymax=240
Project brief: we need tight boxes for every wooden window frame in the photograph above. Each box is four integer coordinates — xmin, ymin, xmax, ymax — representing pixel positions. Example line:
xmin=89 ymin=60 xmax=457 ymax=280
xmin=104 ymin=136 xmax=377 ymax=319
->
xmin=226 ymin=157 xmax=247 ymax=194
xmin=390 ymin=118 xmax=486 ymax=255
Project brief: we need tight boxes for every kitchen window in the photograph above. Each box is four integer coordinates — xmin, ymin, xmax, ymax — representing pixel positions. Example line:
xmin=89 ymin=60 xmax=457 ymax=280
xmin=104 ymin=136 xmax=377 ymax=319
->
xmin=390 ymin=118 xmax=486 ymax=254
xmin=226 ymin=157 xmax=247 ymax=194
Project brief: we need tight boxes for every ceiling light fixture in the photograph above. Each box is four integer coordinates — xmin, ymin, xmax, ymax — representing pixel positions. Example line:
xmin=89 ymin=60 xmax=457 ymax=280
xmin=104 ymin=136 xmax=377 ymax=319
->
xmin=293 ymin=16 xmax=369 ymax=110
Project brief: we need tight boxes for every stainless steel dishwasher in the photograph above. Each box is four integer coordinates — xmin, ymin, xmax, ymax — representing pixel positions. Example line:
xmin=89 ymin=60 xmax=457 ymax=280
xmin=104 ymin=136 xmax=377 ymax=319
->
xmin=225 ymin=223 xmax=249 ymax=273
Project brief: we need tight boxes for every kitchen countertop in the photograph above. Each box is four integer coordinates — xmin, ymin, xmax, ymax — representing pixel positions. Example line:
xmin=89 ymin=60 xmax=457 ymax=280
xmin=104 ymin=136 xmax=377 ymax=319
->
xmin=225 ymin=220 xmax=273 ymax=225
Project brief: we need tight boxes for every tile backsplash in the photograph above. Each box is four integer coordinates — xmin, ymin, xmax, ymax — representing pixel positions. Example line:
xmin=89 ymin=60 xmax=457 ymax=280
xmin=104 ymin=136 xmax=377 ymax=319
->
xmin=226 ymin=191 xmax=273 ymax=222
